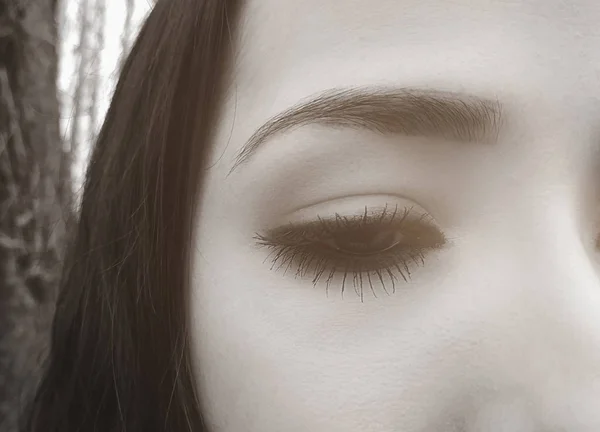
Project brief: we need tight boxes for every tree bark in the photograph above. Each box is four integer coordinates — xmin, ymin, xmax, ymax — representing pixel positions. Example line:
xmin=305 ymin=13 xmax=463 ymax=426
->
xmin=0 ymin=1 xmax=71 ymax=431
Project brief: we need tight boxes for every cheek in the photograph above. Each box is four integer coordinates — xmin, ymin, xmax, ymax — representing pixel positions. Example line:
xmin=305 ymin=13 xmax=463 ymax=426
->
xmin=188 ymin=234 xmax=489 ymax=432
xmin=189 ymin=201 xmax=600 ymax=432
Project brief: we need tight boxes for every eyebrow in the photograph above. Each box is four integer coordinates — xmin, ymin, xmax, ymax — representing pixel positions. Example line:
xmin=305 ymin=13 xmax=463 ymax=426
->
xmin=228 ymin=86 xmax=505 ymax=175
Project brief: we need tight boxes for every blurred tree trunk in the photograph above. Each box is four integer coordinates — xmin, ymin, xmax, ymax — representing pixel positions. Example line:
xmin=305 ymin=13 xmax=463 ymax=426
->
xmin=0 ymin=0 xmax=72 ymax=431
xmin=119 ymin=0 xmax=134 ymax=70
xmin=88 ymin=0 xmax=106 ymax=134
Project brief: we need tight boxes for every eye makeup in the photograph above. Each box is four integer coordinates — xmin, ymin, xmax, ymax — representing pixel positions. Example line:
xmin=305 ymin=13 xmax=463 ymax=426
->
xmin=254 ymin=204 xmax=447 ymax=301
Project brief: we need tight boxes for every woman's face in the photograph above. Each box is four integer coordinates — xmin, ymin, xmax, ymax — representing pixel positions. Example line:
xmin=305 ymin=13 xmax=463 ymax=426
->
xmin=190 ymin=0 xmax=600 ymax=430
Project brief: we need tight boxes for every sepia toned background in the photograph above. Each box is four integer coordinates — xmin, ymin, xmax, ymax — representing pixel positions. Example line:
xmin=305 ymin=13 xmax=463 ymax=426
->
xmin=59 ymin=0 xmax=151 ymax=191
xmin=0 ymin=1 xmax=151 ymax=430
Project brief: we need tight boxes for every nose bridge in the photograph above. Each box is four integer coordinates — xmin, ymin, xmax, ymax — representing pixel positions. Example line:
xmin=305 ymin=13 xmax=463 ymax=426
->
xmin=516 ymin=238 xmax=600 ymax=386
xmin=513 ymin=204 xmax=600 ymax=350
xmin=474 ymin=206 xmax=600 ymax=425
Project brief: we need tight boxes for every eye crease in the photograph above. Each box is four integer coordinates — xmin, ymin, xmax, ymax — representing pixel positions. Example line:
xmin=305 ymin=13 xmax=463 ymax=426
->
xmin=254 ymin=203 xmax=447 ymax=301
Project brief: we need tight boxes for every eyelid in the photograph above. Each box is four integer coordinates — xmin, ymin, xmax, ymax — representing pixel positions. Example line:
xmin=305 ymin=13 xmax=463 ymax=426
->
xmin=266 ymin=204 xmax=430 ymax=243
xmin=273 ymin=194 xmax=435 ymax=227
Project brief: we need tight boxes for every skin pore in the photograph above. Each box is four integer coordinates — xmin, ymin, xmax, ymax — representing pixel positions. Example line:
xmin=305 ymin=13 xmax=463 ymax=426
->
xmin=190 ymin=0 xmax=600 ymax=431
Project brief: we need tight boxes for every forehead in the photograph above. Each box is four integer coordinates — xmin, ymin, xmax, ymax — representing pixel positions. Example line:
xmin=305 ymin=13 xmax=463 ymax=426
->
xmin=207 ymin=0 xmax=600 ymax=175
xmin=230 ymin=0 xmax=600 ymax=104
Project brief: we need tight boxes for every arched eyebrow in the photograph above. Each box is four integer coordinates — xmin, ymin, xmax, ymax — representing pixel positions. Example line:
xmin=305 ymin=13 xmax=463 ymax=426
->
xmin=228 ymin=86 xmax=505 ymax=175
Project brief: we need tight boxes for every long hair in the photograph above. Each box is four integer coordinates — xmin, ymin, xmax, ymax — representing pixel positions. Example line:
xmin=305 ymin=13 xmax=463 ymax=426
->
xmin=21 ymin=0 xmax=241 ymax=430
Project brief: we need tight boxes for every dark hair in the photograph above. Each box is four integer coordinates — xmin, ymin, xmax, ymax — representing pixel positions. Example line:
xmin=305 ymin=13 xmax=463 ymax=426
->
xmin=21 ymin=0 xmax=241 ymax=430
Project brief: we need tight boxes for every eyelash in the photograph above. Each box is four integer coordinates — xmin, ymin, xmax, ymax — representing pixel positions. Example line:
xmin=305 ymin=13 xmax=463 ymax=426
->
xmin=254 ymin=204 xmax=447 ymax=300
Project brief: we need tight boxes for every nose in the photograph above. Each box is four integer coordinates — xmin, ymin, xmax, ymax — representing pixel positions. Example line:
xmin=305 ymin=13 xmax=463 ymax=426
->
xmin=465 ymin=208 xmax=600 ymax=430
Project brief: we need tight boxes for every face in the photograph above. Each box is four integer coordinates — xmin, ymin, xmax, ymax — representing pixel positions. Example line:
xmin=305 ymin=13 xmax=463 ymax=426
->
xmin=189 ymin=1 xmax=600 ymax=430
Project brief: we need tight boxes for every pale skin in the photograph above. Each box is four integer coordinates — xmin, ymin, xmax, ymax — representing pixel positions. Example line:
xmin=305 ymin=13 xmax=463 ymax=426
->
xmin=190 ymin=0 xmax=600 ymax=430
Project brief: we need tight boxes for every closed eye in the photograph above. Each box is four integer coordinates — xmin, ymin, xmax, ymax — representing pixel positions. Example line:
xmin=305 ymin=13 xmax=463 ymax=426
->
xmin=254 ymin=204 xmax=447 ymax=301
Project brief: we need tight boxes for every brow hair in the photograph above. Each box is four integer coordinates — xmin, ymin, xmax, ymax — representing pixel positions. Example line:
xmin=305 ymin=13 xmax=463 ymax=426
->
xmin=229 ymin=86 xmax=505 ymax=174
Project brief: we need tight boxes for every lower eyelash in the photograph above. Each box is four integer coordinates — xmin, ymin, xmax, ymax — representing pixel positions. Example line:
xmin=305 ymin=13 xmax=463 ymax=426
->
xmin=260 ymin=244 xmax=427 ymax=301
